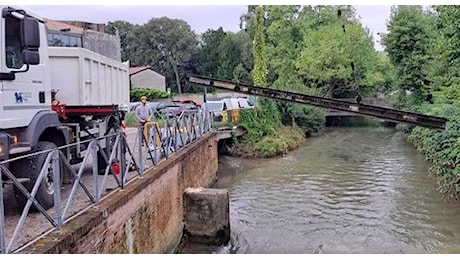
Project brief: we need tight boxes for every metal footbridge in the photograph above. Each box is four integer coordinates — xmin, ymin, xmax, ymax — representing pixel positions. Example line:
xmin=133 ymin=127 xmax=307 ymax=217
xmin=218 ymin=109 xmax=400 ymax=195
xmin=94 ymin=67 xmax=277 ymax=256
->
xmin=187 ymin=74 xmax=447 ymax=130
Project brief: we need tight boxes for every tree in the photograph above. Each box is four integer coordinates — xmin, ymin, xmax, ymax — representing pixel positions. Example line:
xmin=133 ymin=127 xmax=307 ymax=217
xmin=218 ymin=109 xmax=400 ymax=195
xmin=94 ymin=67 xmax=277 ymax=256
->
xmin=296 ymin=8 xmax=377 ymax=98
xmin=128 ymin=17 xmax=199 ymax=94
xmin=253 ymin=7 xmax=268 ymax=86
xmin=216 ymin=33 xmax=242 ymax=80
xmin=433 ymin=6 xmax=460 ymax=86
xmin=383 ymin=5 xmax=434 ymax=107
xmin=265 ymin=5 xmax=305 ymax=92
xmin=195 ymin=27 xmax=226 ymax=77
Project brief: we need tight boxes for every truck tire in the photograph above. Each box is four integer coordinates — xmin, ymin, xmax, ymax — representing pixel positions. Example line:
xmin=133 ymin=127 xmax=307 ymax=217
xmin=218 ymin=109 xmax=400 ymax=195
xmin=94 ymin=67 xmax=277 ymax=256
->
xmin=12 ymin=141 xmax=58 ymax=210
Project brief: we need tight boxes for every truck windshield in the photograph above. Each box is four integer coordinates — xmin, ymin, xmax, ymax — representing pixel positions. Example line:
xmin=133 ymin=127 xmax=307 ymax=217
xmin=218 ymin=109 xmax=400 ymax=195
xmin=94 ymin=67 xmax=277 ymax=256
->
xmin=5 ymin=15 xmax=24 ymax=69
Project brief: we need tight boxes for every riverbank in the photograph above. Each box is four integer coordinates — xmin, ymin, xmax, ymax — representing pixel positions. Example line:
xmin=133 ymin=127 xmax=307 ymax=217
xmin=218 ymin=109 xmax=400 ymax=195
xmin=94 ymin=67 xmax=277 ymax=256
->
xmin=222 ymin=116 xmax=385 ymax=159
xmin=222 ymin=125 xmax=307 ymax=158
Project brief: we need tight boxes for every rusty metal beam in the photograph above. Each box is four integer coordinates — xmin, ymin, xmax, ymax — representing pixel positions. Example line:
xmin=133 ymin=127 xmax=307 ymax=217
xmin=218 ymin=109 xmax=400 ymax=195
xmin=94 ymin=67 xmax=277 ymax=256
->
xmin=187 ymin=74 xmax=447 ymax=130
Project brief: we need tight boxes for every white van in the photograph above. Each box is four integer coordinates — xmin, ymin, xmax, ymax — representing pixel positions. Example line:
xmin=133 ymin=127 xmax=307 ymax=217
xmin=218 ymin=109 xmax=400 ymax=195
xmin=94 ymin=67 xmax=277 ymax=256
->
xmin=236 ymin=97 xmax=255 ymax=108
xmin=204 ymin=97 xmax=240 ymax=121
xmin=204 ymin=100 xmax=225 ymax=121
xmin=222 ymin=97 xmax=240 ymax=110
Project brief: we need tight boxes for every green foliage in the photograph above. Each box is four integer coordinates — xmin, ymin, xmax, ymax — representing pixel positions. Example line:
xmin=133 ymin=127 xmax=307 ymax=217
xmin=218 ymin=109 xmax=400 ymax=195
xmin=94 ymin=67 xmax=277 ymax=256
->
xmin=278 ymin=103 xmax=326 ymax=136
xmin=383 ymin=6 xmax=435 ymax=107
xmin=369 ymin=52 xmax=397 ymax=94
xmin=124 ymin=112 xmax=138 ymax=127
xmin=382 ymin=7 xmax=460 ymax=200
xmin=265 ymin=5 xmax=306 ymax=93
xmin=239 ymin=108 xmax=279 ymax=144
xmin=297 ymin=21 xmax=377 ymax=98
xmin=233 ymin=6 xmax=290 ymax=158
xmin=253 ymin=125 xmax=304 ymax=157
xmin=130 ymin=88 xmax=169 ymax=101
xmin=433 ymin=6 xmax=460 ymax=86
xmin=253 ymin=7 xmax=269 ymax=86
xmin=196 ymin=27 xmax=227 ymax=78
xmin=408 ymin=119 xmax=460 ymax=200
xmin=404 ymin=91 xmax=460 ymax=200
xmin=195 ymin=29 xmax=253 ymax=85
xmin=127 ymin=17 xmax=199 ymax=94
xmin=106 ymin=20 xmax=136 ymax=62
xmin=254 ymin=137 xmax=289 ymax=158
xmin=216 ymin=33 xmax=243 ymax=80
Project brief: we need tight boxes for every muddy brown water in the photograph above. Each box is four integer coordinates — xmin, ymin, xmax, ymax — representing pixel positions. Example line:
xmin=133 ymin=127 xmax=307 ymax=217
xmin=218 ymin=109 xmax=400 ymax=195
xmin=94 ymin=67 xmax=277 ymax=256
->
xmin=182 ymin=127 xmax=460 ymax=254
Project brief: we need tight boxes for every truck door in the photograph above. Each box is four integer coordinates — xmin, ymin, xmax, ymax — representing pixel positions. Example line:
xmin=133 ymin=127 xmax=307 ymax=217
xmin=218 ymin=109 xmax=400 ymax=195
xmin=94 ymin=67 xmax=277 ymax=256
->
xmin=1 ymin=8 xmax=49 ymax=129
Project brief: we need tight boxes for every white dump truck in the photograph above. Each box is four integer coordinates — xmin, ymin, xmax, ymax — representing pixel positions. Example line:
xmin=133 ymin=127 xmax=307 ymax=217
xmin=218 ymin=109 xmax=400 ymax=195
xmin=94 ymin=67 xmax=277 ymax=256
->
xmin=0 ymin=6 xmax=130 ymax=209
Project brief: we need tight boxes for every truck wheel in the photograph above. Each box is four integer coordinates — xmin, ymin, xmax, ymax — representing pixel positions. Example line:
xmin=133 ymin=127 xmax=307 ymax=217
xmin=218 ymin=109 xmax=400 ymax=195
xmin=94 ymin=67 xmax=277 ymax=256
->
xmin=12 ymin=141 xmax=58 ymax=210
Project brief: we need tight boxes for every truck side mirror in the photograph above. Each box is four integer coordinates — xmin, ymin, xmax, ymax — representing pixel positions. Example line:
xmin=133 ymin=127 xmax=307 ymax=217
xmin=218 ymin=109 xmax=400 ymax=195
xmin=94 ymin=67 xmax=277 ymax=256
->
xmin=21 ymin=17 xmax=40 ymax=49
xmin=22 ymin=49 xmax=39 ymax=65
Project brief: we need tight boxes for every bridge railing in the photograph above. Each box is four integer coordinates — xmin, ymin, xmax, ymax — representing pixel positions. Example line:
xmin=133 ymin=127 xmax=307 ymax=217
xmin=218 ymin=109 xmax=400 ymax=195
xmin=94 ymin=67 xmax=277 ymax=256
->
xmin=0 ymin=108 xmax=213 ymax=254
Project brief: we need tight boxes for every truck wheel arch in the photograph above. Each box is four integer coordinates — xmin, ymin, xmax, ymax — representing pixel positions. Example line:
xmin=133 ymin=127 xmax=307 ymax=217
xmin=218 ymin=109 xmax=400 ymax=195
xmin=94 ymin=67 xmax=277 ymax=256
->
xmin=21 ymin=110 xmax=71 ymax=149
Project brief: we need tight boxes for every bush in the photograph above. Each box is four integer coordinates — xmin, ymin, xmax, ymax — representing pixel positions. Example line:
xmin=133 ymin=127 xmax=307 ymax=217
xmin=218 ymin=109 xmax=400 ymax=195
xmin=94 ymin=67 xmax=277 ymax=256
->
xmin=407 ymin=102 xmax=460 ymax=200
xmin=255 ymin=137 xmax=289 ymax=158
xmin=130 ymin=88 xmax=169 ymax=101
xmin=278 ymin=102 xmax=325 ymax=136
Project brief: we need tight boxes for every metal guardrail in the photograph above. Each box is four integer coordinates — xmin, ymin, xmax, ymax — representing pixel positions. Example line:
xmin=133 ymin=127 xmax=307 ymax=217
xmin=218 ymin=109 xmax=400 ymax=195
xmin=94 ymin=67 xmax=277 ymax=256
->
xmin=0 ymin=108 xmax=213 ymax=254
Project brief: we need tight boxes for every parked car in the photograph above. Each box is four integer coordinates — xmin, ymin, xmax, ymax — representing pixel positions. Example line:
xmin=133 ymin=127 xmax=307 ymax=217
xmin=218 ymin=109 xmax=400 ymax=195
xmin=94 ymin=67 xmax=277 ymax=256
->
xmin=204 ymin=100 xmax=225 ymax=121
xmin=156 ymin=101 xmax=183 ymax=117
xmin=177 ymin=103 xmax=200 ymax=113
xmin=174 ymin=99 xmax=201 ymax=108
xmin=236 ymin=97 xmax=255 ymax=108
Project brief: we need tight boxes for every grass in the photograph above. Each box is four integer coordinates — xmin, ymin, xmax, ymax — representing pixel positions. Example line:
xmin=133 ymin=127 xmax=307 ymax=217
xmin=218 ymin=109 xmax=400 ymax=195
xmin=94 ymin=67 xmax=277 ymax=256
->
xmin=124 ymin=112 xmax=166 ymax=128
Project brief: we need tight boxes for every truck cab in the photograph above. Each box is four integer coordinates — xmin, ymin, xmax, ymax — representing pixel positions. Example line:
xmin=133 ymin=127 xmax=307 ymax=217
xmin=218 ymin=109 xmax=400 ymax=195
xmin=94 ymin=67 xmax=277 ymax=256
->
xmin=0 ymin=6 xmax=57 ymax=161
xmin=0 ymin=6 xmax=128 ymax=210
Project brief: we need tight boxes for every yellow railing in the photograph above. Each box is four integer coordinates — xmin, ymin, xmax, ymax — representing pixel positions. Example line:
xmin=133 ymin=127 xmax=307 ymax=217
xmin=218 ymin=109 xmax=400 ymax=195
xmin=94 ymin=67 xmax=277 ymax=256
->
xmin=222 ymin=109 xmax=241 ymax=123
xmin=143 ymin=121 xmax=161 ymax=148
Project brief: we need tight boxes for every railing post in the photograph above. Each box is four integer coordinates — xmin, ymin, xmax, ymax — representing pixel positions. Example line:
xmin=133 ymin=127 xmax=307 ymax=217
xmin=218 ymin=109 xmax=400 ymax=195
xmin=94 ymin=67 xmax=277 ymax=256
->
xmin=152 ymin=127 xmax=158 ymax=164
xmin=173 ymin=117 xmax=178 ymax=152
xmin=52 ymin=150 xmax=63 ymax=229
xmin=138 ymin=127 xmax=144 ymax=175
xmin=91 ymin=141 xmax=100 ymax=204
xmin=119 ymin=132 xmax=126 ymax=189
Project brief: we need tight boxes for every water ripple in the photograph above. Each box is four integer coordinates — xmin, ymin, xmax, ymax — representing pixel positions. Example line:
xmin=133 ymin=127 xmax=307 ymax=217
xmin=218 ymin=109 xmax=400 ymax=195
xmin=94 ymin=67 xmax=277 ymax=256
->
xmin=185 ymin=127 xmax=460 ymax=254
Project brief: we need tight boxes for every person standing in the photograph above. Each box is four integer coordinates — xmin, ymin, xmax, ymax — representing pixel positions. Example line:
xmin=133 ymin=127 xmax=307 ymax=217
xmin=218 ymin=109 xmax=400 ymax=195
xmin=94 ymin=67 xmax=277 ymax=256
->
xmin=135 ymin=96 xmax=153 ymax=127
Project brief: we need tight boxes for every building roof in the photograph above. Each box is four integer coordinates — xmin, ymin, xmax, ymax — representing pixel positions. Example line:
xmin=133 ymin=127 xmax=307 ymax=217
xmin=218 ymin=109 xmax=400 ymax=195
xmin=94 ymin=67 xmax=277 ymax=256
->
xmin=129 ymin=66 xmax=149 ymax=76
xmin=129 ymin=67 xmax=164 ymax=77
xmin=45 ymin=19 xmax=105 ymax=35
xmin=45 ymin=19 xmax=85 ymax=34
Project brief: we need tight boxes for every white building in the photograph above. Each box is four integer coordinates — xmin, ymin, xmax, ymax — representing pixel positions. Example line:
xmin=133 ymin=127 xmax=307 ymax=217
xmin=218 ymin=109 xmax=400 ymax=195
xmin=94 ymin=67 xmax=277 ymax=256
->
xmin=129 ymin=67 xmax=166 ymax=91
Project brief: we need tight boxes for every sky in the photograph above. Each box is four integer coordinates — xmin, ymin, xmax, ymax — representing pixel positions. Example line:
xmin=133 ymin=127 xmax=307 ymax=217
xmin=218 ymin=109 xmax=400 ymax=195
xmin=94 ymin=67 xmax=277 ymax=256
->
xmin=5 ymin=2 xmax=439 ymax=51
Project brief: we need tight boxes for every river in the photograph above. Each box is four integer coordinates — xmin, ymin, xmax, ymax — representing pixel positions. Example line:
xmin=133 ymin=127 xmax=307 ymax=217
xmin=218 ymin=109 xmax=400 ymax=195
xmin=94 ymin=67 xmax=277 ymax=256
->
xmin=181 ymin=126 xmax=460 ymax=254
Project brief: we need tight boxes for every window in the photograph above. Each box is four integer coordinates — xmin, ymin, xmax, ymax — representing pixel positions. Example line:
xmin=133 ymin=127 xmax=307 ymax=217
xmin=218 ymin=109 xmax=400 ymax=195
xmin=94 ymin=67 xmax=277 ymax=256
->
xmin=5 ymin=15 xmax=24 ymax=69
xmin=47 ymin=31 xmax=82 ymax=47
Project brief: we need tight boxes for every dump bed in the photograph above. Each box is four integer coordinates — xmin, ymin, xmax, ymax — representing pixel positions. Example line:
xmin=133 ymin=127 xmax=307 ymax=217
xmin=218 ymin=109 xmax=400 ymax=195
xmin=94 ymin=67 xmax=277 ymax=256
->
xmin=48 ymin=47 xmax=129 ymax=112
